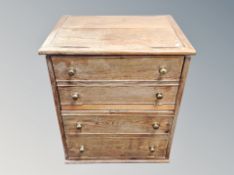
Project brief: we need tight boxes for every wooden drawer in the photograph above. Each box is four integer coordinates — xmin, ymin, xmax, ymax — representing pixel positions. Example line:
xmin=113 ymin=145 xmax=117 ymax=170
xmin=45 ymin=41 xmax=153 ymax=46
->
xmin=66 ymin=135 xmax=168 ymax=160
xmin=63 ymin=113 xmax=173 ymax=134
xmin=52 ymin=56 xmax=183 ymax=81
xmin=58 ymin=85 xmax=178 ymax=106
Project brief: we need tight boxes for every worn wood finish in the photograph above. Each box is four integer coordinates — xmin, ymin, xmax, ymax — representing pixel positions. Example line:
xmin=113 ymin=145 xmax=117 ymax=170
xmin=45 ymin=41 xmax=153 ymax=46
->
xmin=52 ymin=56 xmax=183 ymax=81
xmin=63 ymin=113 xmax=172 ymax=134
xmin=56 ymin=80 xmax=180 ymax=87
xmin=166 ymin=56 xmax=191 ymax=158
xmin=39 ymin=16 xmax=196 ymax=163
xmin=38 ymin=16 xmax=196 ymax=55
xmin=58 ymin=85 xmax=178 ymax=105
xmin=66 ymin=159 xmax=169 ymax=163
xmin=66 ymin=135 xmax=168 ymax=160
xmin=62 ymin=110 xmax=174 ymax=115
xmin=61 ymin=104 xmax=175 ymax=112
xmin=46 ymin=56 xmax=68 ymax=158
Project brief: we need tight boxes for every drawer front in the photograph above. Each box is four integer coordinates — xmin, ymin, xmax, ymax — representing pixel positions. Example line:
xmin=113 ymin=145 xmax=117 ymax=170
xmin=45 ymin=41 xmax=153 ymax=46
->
xmin=63 ymin=114 xmax=172 ymax=134
xmin=58 ymin=85 xmax=178 ymax=105
xmin=66 ymin=135 xmax=168 ymax=160
xmin=52 ymin=56 xmax=183 ymax=81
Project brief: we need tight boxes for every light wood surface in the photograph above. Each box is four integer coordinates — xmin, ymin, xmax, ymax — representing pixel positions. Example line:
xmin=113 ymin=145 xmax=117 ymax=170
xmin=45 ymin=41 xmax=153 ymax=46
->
xmin=56 ymin=80 xmax=180 ymax=87
xmin=66 ymin=135 xmax=168 ymax=160
xmin=58 ymin=85 xmax=178 ymax=105
xmin=61 ymin=104 xmax=175 ymax=112
xmin=52 ymin=56 xmax=183 ymax=81
xmin=63 ymin=113 xmax=172 ymax=134
xmin=38 ymin=16 xmax=196 ymax=55
xmin=46 ymin=56 xmax=69 ymax=159
xmin=166 ymin=56 xmax=191 ymax=158
xmin=65 ymin=159 xmax=169 ymax=163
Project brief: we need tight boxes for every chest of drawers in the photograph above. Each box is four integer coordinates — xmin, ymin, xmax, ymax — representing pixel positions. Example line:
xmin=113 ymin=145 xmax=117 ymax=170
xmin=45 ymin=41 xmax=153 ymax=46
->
xmin=38 ymin=16 xmax=196 ymax=163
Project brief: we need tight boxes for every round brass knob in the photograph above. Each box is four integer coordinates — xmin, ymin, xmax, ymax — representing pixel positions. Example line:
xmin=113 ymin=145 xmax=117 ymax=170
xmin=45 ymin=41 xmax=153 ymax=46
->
xmin=149 ymin=146 xmax=155 ymax=152
xmin=159 ymin=67 xmax=167 ymax=75
xmin=152 ymin=122 xmax=160 ymax=129
xmin=156 ymin=93 xmax=163 ymax=100
xmin=76 ymin=122 xmax=82 ymax=129
xmin=79 ymin=145 xmax=85 ymax=153
xmin=72 ymin=93 xmax=79 ymax=101
xmin=68 ymin=68 xmax=76 ymax=76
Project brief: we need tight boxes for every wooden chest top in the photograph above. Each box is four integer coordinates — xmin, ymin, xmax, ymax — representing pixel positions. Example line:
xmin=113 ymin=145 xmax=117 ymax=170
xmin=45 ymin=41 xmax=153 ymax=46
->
xmin=38 ymin=16 xmax=196 ymax=55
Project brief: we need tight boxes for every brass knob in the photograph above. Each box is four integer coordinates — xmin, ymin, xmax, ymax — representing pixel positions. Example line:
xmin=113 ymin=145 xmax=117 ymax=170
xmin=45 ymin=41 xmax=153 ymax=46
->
xmin=159 ymin=67 xmax=167 ymax=75
xmin=79 ymin=145 xmax=85 ymax=153
xmin=156 ymin=93 xmax=163 ymax=100
xmin=152 ymin=122 xmax=160 ymax=129
xmin=72 ymin=93 xmax=79 ymax=101
xmin=76 ymin=122 xmax=82 ymax=129
xmin=68 ymin=67 xmax=76 ymax=76
xmin=149 ymin=146 xmax=155 ymax=152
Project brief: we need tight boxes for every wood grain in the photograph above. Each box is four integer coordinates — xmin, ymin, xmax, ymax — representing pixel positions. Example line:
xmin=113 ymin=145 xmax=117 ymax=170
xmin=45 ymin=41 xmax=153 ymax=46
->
xmin=58 ymin=85 xmax=178 ymax=105
xmin=56 ymin=80 xmax=180 ymax=87
xmin=66 ymin=135 xmax=168 ymax=160
xmin=65 ymin=159 xmax=169 ymax=163
xmin=38 ymin=16 xmax=196 ymax=55
xmin=62 ymin=113 xmax=172 ymax=134
xmin=61 ymin=104 xmax=175 ymax=112
xmin=46 ymin=56 xmax=68 ymax=159
xmin=166 ymin=56 xmax=191 ymax=158
xmin=52 ymin=56 xmax=183 ymax=81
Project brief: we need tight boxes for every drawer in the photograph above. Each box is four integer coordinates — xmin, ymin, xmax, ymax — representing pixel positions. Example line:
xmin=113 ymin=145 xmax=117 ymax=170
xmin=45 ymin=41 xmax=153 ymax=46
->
xmin=63 ymin=113 xmax=172 ymax=134
xmin=66 ymin=135 xmax=168 ymax=160
xmin=52 ymin=56 xmax=183 ymax=81
xmin=58 ymin=85 xmax=178 ymax=106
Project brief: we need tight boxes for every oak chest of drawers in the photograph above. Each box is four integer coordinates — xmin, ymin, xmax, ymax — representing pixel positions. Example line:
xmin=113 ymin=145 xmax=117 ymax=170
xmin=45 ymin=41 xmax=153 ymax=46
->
xmin=38 ymin=15 xmax=196 ymax=163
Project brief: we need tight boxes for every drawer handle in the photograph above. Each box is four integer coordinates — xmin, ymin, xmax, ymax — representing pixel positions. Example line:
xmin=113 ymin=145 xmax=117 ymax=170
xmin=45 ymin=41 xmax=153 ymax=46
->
xmin=152 ymin=122 xmax=160 ymax=129
xmin=68 ymin=67 xmax=76 ymax=76
xmin=149 ymin=145 xmax=155 ymax=152
xmin=156 ymin=93 xmax=163 ymax=100
xmin=79 ymin=145 xmax=85 ymax=153
xmin=76 ymin=122 xmax=82 ymax=129
xmin=159 ymin=67 xmax=167 ymax=75
xmin=72 ymin=93 xmax=79 ymax=101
